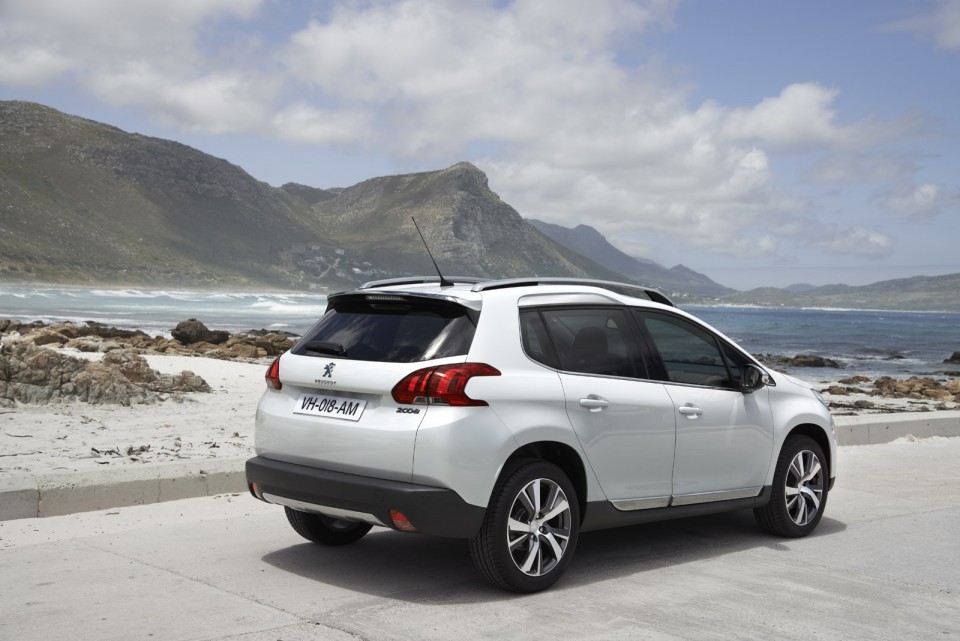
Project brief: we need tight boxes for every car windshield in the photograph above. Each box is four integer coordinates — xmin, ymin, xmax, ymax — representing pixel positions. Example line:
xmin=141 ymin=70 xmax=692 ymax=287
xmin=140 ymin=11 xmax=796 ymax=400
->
xmin=293 ymin=296 xmax=477 ymax=363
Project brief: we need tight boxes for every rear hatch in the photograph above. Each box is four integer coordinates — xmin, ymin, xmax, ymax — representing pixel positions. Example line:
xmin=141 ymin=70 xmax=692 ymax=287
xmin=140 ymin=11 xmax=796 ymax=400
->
xmin=255 ymin=291 xmax=479 ymax=481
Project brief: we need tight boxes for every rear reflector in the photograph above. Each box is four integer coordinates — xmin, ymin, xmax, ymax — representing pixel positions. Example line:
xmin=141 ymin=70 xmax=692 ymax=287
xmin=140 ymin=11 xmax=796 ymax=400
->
xmin=390 ymin=509 xmax=418 ymax=532
xmin=391 ymin=363 xmax=501 ymax=406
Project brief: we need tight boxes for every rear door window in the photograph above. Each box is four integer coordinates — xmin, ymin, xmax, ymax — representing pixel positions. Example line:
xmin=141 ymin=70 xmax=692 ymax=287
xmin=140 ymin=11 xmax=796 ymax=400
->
xmin=537 ymin=308 xmax=643 ymax=378
xmin=294 ymin=296 xmax=477 ymax=362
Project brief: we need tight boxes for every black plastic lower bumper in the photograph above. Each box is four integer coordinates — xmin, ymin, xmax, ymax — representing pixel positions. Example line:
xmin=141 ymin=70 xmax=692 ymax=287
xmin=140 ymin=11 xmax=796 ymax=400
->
xmin=245 ymin=456 xmax=485 ymax=538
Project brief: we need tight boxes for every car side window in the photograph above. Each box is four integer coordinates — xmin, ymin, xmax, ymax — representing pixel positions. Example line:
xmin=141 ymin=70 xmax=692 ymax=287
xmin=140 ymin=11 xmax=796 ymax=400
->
xmin=639 ymin=313 xmax=735 ymax=388
xmin=538 ymin=308 xmax=641 ymax=378
xmin=720 ymin=341 xmax=749 ymax=387
xmin=519 ymin=309 xmax=560 ymax=369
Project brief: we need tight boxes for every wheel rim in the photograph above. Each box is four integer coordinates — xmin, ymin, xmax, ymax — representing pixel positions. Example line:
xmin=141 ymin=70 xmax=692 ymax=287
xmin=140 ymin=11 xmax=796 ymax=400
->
xmin=506 ymin=478 xmax=572 ymax=577
xmin=785 ymin=449 xmax=824 ymax=526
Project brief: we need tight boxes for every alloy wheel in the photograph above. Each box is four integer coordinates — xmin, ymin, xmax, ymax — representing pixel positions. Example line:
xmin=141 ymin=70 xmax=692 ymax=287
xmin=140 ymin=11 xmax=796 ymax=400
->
xmin=785 ymin=449 xmax=824 ymax=526
xmin=506 ymin=478 xmax=573 ymax=577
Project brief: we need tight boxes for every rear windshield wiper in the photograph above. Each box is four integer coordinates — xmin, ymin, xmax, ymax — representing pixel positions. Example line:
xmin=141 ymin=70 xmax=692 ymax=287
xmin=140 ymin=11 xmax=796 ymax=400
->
xmin=303 ymin=341 xmax=347 ymax=357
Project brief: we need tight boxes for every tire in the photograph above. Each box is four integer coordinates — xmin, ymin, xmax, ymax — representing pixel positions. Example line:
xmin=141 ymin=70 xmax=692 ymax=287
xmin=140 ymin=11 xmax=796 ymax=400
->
xmin=755 ymin=435 xmax=828 ymax=537
xmin=284 ymin=507 xmax=372 ymax=546
xmin=469 ymin=460 xmax=580 ymax=593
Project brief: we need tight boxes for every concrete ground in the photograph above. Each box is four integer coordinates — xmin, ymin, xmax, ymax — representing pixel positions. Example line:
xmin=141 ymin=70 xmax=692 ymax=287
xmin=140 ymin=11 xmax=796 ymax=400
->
xmin=1 ymin=437 xmax=958 ymax=641
xmin=4 ymin=411 xmax=959 ymax=521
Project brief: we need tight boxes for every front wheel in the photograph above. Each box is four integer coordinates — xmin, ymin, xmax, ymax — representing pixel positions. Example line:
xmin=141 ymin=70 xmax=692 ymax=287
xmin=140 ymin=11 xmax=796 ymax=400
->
xmin=755 ymin=435 xmax=828 ymax=537
xmin=469 ymin=460 xmax=580 ymax=593
xmin=285 ymin=507 xmax=372 ymax=545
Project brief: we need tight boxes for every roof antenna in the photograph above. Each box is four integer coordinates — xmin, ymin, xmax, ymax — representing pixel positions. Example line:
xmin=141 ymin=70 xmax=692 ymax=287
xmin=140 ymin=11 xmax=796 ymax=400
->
xmin=411 ymin=216 xmax=454 ymax=287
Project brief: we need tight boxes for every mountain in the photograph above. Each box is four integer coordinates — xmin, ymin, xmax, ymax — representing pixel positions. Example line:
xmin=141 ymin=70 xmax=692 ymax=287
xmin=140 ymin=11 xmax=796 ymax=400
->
xmin=0 ymin=101 xmax=626 ymax=290
xmin=5 ymin=101 xmax=955 ymax=310
xmin=305 ymin=163 xmax=627 ymax=283
xmin=0 ymin=101 xmax=328 ymax=287
xmin=528 ymin=220 xmax=735 ymax=298
xmin=722 ymin=273 xmax=960 ymax=312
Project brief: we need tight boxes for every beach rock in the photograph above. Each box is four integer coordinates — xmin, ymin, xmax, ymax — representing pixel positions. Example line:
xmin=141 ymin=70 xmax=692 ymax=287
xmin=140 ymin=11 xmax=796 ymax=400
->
xmin=839 ymin=375 xmax=871 ymax=385
xmin=0 ymin=342 xmax=211 ymax=406
xmin=871 ymin=376 xmax=957 ymax=403
xmin=944 ymin=352 xmax=960 ymax=364
xmin=758 ymin=354 xmax=844 ymax=369
xmin=7 ymin=318 xmax=291 ymax=362
xmin=31 ymin=329 xmax=70 ymax=346
xmin=171 ymin=319 xmax=230 ymax=346
xmin=823 ymin=385 xmax=867 ymax=396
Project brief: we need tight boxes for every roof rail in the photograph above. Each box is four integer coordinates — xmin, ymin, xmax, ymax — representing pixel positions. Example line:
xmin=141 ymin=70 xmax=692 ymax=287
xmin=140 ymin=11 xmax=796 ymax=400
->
xmin=472 ymin=277 xmax=674 ymax=307
xmin=359 ymin=276 xmax=488 ymax=289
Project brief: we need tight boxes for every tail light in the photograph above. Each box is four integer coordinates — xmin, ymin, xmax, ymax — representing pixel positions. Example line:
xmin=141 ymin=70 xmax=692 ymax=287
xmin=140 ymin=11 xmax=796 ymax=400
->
xmin=265 ymin=357 xmax=282 ymax=390
xmin=392 ymin=363 xmax=501 ymax=406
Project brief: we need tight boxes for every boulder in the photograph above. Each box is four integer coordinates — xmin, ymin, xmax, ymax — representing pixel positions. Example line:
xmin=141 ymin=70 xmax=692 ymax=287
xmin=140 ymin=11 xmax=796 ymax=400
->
xmin=31 ymin=329 xmax=70 ymax=346
xmin=871 ymin=376 xmax=957 ymax=403
xmin=838 ymin=375 xmax=871 ymax=385
xmin=171 ymin=319 xmax=230 ymax=346
xmin=758 ymin=354 xmax=844 ymax=369
xmin=944 ymin=352 xmax=960 ymax=365
xmin=0 ymin=342 xmax=210 ymax=406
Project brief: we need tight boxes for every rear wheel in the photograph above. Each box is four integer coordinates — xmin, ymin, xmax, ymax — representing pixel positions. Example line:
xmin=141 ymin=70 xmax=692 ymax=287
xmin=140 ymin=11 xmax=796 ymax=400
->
xmin=470 ymin=460 xmax=580 ymax=593
xmin=755 ymin=435 xmax=828 ymax=537
xmin=285 ymin=507 xmax=372 ymax=545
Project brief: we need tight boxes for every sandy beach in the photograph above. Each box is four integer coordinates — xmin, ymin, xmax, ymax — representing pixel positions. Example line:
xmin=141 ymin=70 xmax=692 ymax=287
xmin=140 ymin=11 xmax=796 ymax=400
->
xmin=1 ymin=344 xmax=958 ymax=482
xmin=0 ymin=351 xmax=267 ymax=478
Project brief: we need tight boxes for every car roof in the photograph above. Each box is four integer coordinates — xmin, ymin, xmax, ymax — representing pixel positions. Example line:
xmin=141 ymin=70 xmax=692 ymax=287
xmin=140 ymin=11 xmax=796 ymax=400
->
xmin=352 ymin=276 xmax=675 ymax=308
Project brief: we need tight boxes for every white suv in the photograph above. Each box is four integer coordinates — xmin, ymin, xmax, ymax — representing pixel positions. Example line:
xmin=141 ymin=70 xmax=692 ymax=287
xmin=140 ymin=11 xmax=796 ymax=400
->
xmin=246 ymin=277 xmax=837 ymax=592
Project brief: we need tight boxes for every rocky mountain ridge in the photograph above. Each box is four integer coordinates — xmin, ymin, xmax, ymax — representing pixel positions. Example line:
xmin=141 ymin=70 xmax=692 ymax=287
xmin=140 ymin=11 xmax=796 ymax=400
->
xmin=528 ymin=219 xmax=735 ymax=298
xmin=2 ymin=100 xmax=958 ymax=309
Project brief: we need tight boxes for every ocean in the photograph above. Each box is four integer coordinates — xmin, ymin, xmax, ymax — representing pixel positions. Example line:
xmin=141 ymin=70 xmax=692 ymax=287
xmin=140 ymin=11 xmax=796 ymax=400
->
xmin=2 ymin=285 xmax=958 ymax=382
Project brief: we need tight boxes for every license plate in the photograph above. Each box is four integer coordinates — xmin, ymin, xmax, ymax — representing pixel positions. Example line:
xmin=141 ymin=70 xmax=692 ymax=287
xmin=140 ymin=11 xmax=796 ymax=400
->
xmin=294 ymin=393 xmax=367 ymax=422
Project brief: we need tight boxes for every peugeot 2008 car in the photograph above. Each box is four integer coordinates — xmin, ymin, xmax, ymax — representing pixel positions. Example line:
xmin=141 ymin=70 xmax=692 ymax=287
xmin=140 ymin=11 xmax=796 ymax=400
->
xmin=246 ymin=277 xmax=837 ymax=593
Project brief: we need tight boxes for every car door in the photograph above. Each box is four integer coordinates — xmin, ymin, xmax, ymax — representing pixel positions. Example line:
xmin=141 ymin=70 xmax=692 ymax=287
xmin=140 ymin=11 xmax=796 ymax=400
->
xmin=525 ymin=307 xmax=677 ymax=508
xmin=634 ymin=311 xmax=775 ymax=503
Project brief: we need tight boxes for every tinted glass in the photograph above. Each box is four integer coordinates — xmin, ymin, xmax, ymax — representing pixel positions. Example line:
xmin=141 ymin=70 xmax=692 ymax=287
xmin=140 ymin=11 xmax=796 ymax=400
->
xmin=540 ymin=308 xmax=639 ymax=377
xmin=720 ymin=341 xmax=749 ymax=387
xmin=641 ymin=314 xmax=734 ymax=388
xmin=519 ymin=310 xmax=560 ymax=369
xmin=295 ymin=298 xmax=476 ymax=362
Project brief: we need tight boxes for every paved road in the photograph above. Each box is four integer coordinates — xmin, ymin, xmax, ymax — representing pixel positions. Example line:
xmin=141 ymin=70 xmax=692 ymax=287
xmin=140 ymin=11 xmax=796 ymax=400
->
xmin=1 ymin=438 xmax=959 ymax=641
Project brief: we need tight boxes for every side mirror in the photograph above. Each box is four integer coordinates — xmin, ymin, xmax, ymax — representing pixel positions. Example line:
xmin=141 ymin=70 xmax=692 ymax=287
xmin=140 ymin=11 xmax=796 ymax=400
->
xmin=741 ymin=364 xmax=770 ymax=393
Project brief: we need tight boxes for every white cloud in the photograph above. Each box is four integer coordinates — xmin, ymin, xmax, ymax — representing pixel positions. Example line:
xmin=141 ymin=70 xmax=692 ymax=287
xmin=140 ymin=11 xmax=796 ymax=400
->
xmin=811 ymin=226 xmax=894 ymax=257
xmin=805 ymin=152 xmax=920 ymax=184
xmin=880 ymin=183 xmax=960 ymax=217
xmin=0 ymin=0 xmax=912 ymax=267
xmin=882 ymin=0 xmax=960 ymax=51
xmin=272 ymin=103 xmax=375 ymax=145
xmin=0 ymin=46 xmax=74 ymax=87
xmin=718 ymin=84 xmax=852 ymax=152
xmin=0 ymin=0 xmax=268 ymax=129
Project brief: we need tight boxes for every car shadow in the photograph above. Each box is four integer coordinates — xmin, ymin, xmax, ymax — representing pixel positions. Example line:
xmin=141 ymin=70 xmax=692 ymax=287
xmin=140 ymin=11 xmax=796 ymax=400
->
xmin=260 ymin=510 xmax=847 ymax=603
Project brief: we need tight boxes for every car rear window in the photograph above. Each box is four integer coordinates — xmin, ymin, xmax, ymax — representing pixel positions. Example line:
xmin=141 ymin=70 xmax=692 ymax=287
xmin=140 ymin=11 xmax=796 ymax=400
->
xmin=293 ymin=295 xmax=477 ymax=363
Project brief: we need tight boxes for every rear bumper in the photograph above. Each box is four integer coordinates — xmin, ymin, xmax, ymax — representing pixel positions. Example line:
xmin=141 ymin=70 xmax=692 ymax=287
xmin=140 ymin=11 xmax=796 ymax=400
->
xmin=245 ymin=456 xmax=485 ymax=538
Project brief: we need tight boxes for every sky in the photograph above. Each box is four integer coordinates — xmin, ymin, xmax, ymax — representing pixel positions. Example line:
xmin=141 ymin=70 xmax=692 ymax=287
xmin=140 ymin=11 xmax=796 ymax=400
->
xmin=1 ymin=0 xmax=959 ymax=291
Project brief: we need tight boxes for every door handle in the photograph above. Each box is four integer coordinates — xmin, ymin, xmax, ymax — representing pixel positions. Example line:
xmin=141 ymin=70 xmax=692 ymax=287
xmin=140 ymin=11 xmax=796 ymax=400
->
xmin=678 ymin=404 xmax=703 ymax=417
xmin=579 ymin=396 xmax=609 ymax=411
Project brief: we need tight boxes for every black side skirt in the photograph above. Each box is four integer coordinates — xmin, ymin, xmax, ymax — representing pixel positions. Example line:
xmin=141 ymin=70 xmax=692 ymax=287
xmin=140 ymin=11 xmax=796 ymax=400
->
xmin=581 ymin=486 xmax=772 ymax=533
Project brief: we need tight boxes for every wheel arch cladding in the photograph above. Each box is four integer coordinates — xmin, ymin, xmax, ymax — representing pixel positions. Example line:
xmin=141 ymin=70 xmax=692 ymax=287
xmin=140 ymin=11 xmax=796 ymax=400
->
xmin=506 ymin=441 xmax=587 ymax=521
xmin=787 ymin=423 xmax=832 ymax=477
